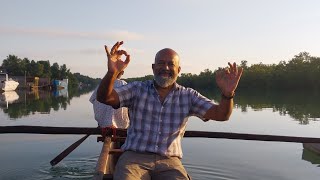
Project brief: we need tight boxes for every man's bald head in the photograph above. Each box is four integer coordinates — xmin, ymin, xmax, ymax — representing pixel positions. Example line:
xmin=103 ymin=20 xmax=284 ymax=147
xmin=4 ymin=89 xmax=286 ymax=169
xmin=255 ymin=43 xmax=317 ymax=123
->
xmin=155 ymin=48 xmax=180 ymax=65
xmin=152 ymin=48 xmax=181 ymax=88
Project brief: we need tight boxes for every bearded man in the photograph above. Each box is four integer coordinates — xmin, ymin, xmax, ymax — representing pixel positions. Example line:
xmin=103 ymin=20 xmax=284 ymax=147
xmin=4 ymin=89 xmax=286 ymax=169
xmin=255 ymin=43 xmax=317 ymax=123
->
xmin=97 ymin=41 xmax=243 ymax=180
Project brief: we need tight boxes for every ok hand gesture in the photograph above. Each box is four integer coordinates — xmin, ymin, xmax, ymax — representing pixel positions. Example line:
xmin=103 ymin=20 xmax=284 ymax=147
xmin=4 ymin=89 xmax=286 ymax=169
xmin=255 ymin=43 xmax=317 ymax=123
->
xmin=215 ymin=62 xmax=243 ymax=97
xmin=104 ymin=41 xmax=130 ymax=74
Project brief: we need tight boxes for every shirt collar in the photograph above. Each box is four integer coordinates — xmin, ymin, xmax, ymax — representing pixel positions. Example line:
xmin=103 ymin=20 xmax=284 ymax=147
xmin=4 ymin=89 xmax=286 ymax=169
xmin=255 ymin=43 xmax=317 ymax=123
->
xmin=151 ymin=79 xmax=180 ymax=91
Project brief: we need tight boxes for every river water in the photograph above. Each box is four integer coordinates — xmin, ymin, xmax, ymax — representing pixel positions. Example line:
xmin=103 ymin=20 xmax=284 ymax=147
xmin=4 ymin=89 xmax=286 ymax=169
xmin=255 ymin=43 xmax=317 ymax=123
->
xmin=0 ymin=88 xmax=319 ymax=180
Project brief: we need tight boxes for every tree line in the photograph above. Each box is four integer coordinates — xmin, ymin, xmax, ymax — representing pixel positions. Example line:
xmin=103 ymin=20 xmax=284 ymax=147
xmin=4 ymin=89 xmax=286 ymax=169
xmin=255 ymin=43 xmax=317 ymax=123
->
xmin=126 ymin=52 xmax=320 ymax=94
xmin=238 ymin=52 xmax=320 ymax=92
xmin=1 ymin=55 xmax=100 ymax=87
xmin=3 ymin=52 xmax=319 ymax=92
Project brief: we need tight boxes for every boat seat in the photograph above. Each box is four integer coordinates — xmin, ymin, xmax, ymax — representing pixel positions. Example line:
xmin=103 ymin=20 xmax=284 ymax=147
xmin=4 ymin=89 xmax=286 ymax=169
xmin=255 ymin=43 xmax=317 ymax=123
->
xmin=97 ymin=136 xmax=126 ymax=143
xmin=109 ymin=149 xmax=123 ymax=154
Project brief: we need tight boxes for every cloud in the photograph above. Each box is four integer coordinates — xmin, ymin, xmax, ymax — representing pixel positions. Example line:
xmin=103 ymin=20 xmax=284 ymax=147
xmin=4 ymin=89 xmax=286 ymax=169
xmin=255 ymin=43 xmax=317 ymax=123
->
xmin=0 ymin=26 xmax=144 ymax=41
xmin=59 ymin=47 xmax=145 ymax=55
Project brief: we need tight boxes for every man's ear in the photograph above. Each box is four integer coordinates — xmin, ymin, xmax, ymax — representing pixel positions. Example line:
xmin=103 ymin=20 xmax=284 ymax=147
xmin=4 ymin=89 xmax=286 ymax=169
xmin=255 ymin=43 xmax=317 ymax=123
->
xmin=178 ymin=66 xmax=181 ymax=74
xmin=152 ymin=64 xmax=155 ymax=70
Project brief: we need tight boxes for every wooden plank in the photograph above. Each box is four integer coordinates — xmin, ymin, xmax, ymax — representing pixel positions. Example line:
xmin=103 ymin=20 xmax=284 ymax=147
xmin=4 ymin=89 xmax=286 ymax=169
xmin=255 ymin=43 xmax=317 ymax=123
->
xmin=0 ymin=126 xmax=101 ymax=135
xmin=1 ymin=126 xmax=320 ymax=143
xmin=97 ymin=136 xmax=126 ymax=142
xmin=109 ymin=149 xmax=124 ymax=154
xmin=0 ymin=126 xmax=127 ymax=136
xmin=93 ymin=137 xmax=112 ymax=180
xmin=184 ymin=131 xmax=320 ymax=143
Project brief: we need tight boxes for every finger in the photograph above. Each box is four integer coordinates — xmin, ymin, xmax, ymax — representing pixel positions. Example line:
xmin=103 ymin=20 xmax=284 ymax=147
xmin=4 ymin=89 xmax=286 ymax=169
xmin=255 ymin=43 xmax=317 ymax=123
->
xmin=114 ymin=41 xmax=124 ymax=53
xmin=111 ymin=41 xmax=120 ymax=54
xmin=233 ymin=62 xmax=238 ymax=75
xmin=236 ymin=67 xmax=244 ymax=80
xmin=224 ymin=68 xmax=230 ymax=74
xmin=104 ymin=45 xmax=111 ymax=57
xmin=228 ymin=62 xmax=235 ymax=74
xmin=124 ymin=55 xmax=131 ymax=66
xmin=117 ymin=50 xmax=128 ymax=57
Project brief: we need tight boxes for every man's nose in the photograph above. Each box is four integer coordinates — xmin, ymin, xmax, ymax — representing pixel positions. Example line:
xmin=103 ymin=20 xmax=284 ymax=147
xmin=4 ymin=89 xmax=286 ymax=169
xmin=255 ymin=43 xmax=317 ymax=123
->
xmin=163 ymin=64 xmax=170 ymax=70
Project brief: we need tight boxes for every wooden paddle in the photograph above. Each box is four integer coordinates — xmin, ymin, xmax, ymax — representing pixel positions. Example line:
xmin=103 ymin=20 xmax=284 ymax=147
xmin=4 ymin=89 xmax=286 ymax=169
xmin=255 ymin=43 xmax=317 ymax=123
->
xmin=50 ymin=134 xmax=90 ymax=166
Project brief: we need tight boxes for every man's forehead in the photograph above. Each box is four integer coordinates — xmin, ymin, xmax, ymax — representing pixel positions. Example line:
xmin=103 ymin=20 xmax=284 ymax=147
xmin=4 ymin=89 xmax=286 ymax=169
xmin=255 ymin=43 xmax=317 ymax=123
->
xmin=155 ymin=48 xmax=180 ymax=63
xmin=156 ymin=48 xmax=178 ymax=57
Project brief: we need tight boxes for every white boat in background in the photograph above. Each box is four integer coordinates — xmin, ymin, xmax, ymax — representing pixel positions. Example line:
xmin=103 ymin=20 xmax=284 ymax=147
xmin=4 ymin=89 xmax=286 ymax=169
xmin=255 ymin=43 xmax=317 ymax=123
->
xmin=0 ymin=73 xmax=19 ymax=91
xmin=0 ymin=91 xmax=19 ymax=108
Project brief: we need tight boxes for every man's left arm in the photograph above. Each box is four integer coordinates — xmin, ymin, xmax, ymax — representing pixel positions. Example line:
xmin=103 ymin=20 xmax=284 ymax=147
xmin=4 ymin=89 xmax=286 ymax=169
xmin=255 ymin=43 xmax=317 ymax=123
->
xmin=203 ymin=62 xmax=243 ymax=121
xmin=203 ymin=95 xmax=233 ymax=121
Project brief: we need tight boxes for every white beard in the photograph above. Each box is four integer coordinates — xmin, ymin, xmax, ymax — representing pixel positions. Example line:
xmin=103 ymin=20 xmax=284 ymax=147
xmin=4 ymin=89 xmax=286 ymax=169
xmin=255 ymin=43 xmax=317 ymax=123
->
xmin=154 ymin=74 xmax=177 ymax=88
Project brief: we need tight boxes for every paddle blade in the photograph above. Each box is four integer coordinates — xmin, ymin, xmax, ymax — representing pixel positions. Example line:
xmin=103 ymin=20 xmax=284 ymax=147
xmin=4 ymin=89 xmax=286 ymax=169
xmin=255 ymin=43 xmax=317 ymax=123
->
xmin=50 ymin=134 xmax=90 ymax=166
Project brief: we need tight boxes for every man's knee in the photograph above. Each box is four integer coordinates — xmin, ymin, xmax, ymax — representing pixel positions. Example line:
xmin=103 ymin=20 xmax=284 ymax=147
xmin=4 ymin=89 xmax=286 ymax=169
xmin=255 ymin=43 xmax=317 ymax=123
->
xmin=113 ymin=151 xmax=152 ymax=180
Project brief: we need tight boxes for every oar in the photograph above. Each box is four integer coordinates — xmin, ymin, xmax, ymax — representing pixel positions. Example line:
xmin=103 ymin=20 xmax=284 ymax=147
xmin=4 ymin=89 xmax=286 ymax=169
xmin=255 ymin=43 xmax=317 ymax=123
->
xmin=50 ymin=134 xmax=90 ymax=166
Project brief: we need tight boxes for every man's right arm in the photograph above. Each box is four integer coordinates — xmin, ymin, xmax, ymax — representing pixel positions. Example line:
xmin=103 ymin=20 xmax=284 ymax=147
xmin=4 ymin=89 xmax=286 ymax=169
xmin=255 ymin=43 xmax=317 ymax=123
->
xmin=97 ymin=72 xmax=120 ymax=109
xmin=97 ymin=41 xmax=131 ymax=109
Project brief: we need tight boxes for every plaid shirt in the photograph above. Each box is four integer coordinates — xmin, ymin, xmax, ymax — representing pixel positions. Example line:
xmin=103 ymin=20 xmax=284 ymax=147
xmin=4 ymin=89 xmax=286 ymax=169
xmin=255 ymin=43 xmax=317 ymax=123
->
xmin=115 ymin=80 xmax=214 ymax=158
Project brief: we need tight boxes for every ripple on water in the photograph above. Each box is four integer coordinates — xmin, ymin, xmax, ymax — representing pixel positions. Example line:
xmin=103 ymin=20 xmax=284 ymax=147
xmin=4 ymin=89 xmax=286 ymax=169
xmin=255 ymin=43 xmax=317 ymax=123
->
xmin=184 ymin=162 xmax=238 ymax=180
xmin=31 ymin=156 xmax=98 ymax=180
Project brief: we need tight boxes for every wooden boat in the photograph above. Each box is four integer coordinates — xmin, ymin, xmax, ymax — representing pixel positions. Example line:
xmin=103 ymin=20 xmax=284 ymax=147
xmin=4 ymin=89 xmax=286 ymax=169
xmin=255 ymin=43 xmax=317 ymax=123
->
xmin=93 ymin=135 xmax=126 ymax=180
xmin=303 ymin=143 xmax=320 ymax=156
xmin=302 ymin=143 xmax=320 ymax=165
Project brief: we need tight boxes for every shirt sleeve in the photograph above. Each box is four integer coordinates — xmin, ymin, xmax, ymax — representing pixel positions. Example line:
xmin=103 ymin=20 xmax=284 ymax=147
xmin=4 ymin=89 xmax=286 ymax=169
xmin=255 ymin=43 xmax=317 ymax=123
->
xmin=188 ymin=88 xmax=215 ymax=121
xmin=89 ymin=85 xmax=113 ymax=127
xmin=114 ymin=81 xmax=139 ymax=108
xmin=89 ymin=86 xmax=98 ymax=103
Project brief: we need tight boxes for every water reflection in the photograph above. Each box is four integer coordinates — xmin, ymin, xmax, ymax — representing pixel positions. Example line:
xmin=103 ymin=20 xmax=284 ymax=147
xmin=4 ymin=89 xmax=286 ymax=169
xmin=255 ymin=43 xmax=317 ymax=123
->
xmin=202 ymin=90 xmax=320 ymax=124
xmin=0 ymin=86 xmax=95 ymax=119
xmin=2 ymin=86 xmax=320 ymax=124
xmin=0 ymin=91 xmax=19 ymax=109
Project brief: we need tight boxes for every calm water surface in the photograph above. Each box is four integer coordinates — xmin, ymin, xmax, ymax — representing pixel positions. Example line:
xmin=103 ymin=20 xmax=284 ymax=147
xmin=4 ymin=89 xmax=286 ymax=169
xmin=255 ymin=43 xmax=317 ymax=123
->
xmin=0 ymin=89 xmax=319 ymax=180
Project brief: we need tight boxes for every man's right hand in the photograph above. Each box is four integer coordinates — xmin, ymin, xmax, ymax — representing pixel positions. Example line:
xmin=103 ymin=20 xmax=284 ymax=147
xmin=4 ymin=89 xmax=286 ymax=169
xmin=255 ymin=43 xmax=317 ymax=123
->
xmin=105 ymin=41 xmax=130 ymax=74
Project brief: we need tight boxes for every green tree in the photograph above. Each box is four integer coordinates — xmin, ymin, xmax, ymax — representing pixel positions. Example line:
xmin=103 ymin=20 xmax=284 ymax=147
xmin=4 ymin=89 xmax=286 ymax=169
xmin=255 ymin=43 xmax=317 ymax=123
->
xmin=51 ymin=62 xmax=60 ymax=79
xmin=38 ymin=60 xmax=51 ymax=78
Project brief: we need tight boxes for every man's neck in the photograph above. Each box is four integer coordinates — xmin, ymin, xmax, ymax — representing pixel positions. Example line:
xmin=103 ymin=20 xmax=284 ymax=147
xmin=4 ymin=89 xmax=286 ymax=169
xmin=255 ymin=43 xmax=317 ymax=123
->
xmin=154 ymin=81 xmax=175 ymax=92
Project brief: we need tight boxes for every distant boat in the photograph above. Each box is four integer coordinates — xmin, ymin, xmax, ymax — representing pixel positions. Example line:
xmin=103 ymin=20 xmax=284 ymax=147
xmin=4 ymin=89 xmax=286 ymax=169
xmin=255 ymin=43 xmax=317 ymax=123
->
xmin=53 ymin=79 xmax=68 ymax=90
xmin=0 ymin=73 xmax=19 ymax=91
xmin=0 ymin=91 xmax=19 ymax=108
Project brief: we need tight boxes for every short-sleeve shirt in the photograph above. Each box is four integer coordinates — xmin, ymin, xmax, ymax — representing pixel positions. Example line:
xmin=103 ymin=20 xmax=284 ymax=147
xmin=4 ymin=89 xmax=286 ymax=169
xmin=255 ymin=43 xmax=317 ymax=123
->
xmin=115 ymin=80 xmax=214 ymax=158
xmin=89 ymin=79 xmax=129 ymax=128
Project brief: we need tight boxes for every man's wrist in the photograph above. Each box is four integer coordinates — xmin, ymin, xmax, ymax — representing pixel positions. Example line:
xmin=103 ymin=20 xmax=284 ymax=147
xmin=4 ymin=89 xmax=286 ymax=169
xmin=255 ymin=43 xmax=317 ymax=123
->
xmin=221 ymin=92 xmax=235 ymax=100
xmin=106 ymin=71 xmax=118 ymax=78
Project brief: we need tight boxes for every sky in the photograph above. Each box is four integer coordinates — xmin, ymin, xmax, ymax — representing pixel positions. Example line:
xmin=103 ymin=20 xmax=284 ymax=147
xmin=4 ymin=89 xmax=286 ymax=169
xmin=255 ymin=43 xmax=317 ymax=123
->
xmin=1 ymin=0 xmax=320 ymax=79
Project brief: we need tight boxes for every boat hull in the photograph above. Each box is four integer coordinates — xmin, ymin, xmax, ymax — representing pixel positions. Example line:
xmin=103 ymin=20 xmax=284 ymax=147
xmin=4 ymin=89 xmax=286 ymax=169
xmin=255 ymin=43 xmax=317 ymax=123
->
xmin=0 ymin=80 xmax=19 ymax=91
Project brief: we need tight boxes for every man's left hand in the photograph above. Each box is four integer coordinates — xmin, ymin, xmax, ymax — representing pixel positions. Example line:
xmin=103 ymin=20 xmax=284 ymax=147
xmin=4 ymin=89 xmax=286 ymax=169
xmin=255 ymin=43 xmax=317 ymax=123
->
xmin=215 ymin=62 xmax=243 ymax=97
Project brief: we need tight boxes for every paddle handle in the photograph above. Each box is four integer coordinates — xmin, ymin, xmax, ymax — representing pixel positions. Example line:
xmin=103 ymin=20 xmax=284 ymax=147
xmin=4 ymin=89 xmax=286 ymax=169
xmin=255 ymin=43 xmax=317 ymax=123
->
xmin=50 ymin=134 xmax=90 ymax=166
